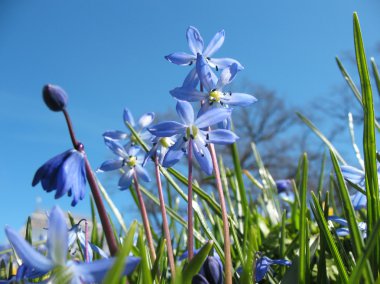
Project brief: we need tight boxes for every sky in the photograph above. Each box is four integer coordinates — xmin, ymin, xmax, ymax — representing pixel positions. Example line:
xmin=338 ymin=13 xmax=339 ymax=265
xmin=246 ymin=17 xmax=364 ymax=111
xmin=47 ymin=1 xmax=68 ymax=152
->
xmin=0 ymin=1 xmax=379 ymax=241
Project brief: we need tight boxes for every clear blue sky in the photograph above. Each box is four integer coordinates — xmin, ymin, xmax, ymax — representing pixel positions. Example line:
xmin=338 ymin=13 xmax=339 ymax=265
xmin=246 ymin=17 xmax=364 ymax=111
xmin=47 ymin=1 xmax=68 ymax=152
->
xmin=0 ymin=1 xmax=379 ymax=241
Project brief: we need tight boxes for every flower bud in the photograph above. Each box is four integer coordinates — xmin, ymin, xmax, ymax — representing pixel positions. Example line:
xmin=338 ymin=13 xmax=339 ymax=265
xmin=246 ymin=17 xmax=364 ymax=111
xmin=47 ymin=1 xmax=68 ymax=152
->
xmin=42 ymin=84 xmax=68 ymax=111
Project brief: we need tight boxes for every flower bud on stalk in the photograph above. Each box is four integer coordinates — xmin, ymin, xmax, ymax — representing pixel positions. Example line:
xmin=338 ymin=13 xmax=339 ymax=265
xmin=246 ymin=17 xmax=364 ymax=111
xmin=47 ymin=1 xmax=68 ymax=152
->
xmin=43 ymin=84 xmax=68 ymax=112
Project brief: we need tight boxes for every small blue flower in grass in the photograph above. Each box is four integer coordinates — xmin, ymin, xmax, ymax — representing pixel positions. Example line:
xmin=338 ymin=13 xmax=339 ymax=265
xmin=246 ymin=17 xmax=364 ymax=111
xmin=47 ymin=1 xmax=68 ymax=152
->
xmin=32 ymin=147 xmax=86 ymax=206
xmin=255 ymin=256 xmax=291 ymax=282
xmin=5 ymin=206 xmax=140 ymax=283
xmin=103 ymin=107 xmax=155 ymax=147
xmin=165 ymin=26 xmax=243 ymax=88
xmin=328 ymin=216 xmax=367 ymax=238
xmin=68 ymin=220 xmax=108 ymax=260
xmin=171 ymin=55 xmax=256 ymax=113
xmin=275 ymin=179 xmax=295 ymax=203
xmin=98 ymin=138 xmax=151 ymax=189
xmin=148 ymin=100 xmax=238 ymax=175
xmin=192 ymin=256 xmax=223 ymax=284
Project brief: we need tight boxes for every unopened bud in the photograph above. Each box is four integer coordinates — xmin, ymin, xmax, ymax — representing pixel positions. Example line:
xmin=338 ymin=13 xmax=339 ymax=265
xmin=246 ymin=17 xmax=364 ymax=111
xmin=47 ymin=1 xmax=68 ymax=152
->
xmin=42 ymin=84 xmax=68 ymax=111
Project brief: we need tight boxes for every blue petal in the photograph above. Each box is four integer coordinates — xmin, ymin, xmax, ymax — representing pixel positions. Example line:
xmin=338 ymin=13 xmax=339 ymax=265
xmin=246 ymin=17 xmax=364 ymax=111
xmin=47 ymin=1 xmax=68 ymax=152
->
xmin=196 ymin=54 xmax=217 ymax=92
xmin=74 ymin=256 xmax=140 ymax=282
xmin=208 ymin=57 xmax=244 ymax=70
xmin=203 ymin=256 xmax=223 ymax=284
xmin=70 ymin=155 xmax=86 ymax=206
xmin=187 ymin=26 xmax=204 ymax=55
xmin=127 ymin=146 xmax=141 ymax=157
xmin=47 ymin=206 xmax=68 ymax=265
xmin=165 ymin=52 xmax=195 ymax=65
xmin=77 ymin=231 xmax=93 ymax=261
xmin=98 ymin=159 xmax=124 ymax=172
xmin=123 ymin=108 xmax=135 ymax=127
xmin=192 ymin=140 xmax=213 ymax=175
xmin=118 ymin=170 xmax=134 ymax=190
xmin=103 ymin=130 xmax=128 ymax=140
xmin=148 ymin=121 xmax=186 ymax=137
xmin=162 ymin=148 xmax=185 ymax=168
xmin=271 ymin=259 xmax=292 ymax=266
xmin=222 ymin=92 xmax=258 ymax=107
xmin=336 ymin=228 xmax=350 ymax=237
xmin=341 ymin=165 xmax=365 ymax=187
xmin=192 ymin=274 xmax=209 ymax=284
xmin=170 ymin=87 xmax=205 ymax=102
xmin=89 ymin=243 xmax=109 ymax=259
xmin=255 ymin=256 xmax=273 ymax=282
xmin=138 ymin=112 xmax=155 ymax=128
xmin=176 ymin=100 xmax=194 ymax=125
xmin=5 ymin=226 xmax=54 ymax=273
xmin=105 ymin=138 xmax=128 ymax=159
xmin=195 ymin=107 xmax=232 ymax=129
xmin=275 ymin=179 xmax=292 ymax=194
xmin=135 ymin=165 xmax=151 ymax=183
xmin=351 ymin=192 xmax=367 ymax=210
xmin=182 ymin=67 xmax=199 ymax=89
xmin=206 ymin=129 xmax=239 ymax=145
xmin=143 ymin=144 xmax=158 ymax=166
xmin=216 ymin=63 xmax=239 ymax=90
xmin=328 ymin=216 xmax=349 ymax=227
xmin=203 ymin=29 xmax=225 ymax=57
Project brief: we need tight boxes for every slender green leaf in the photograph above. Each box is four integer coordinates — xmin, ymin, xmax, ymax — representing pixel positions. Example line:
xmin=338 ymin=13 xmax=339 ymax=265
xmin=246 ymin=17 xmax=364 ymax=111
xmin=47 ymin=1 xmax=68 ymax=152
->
xmin=299 ymin=153 xmax=308 ymax=284
xmin=103 ymin=221 xmax=138 ymax=284
xmin=310 ymin=192 xmax=348 ymax=283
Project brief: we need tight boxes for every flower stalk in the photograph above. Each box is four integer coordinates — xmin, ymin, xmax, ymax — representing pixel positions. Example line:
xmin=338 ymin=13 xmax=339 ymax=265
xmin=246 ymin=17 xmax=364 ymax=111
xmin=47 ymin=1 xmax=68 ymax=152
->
xmin=62 ymin=109 xmax=118 ymax=256
xmin=133 ymin=171 xmax=156 ymax=262
xmin=187 ymin=140 xmax=194 ymax=261
xmin=154 ymin=156 xmax=176 ymax=276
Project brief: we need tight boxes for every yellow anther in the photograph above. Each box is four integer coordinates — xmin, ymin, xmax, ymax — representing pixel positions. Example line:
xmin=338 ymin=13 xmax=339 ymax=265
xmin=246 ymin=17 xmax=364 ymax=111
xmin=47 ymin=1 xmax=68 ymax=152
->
xmin=209 ymin=90 xmax=223 ymax=102
xmin=127 ymin=156 xmax=137 ymax=167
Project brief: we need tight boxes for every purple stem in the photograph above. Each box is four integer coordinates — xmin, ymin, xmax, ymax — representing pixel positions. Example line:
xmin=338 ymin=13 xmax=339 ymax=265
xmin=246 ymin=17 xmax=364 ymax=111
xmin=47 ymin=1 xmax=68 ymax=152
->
xmin=133 ymin=171 xmax=156 ymax=261
xmin=154 ymin=156 xmax=176 ymax=276
xmin=62 ymin=109 xmax=118 ymax=256
xmin=187 ymin=140 xmax=194 ymax=260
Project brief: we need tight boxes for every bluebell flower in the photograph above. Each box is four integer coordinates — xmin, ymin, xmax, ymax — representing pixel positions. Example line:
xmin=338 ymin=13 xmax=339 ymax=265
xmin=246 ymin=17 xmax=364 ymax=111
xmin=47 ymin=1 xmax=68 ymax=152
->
xmin=275 ymin=179 xmax=295 ymax=203
xmin=192 ymin=256 xmax=223 ymax=284
xmin=68 ymin=221 xmax=108 ymax=260
xmin=143 ymin=136 xmax=176 ymax=166
xmin=32 ymin=148 xmax=86 ymax=206
xmin=98 ymin=139 xmax=151 ymax=190
xmin=328 ymin=216 xmax=367 ymax=238
xmin=165 ymin=26 xmax=243 ymax=88
xmin=255 ymin=256 xmax=291 ymax=282
xmin=341 ymin=164 xmax=380 ymax=210
xmin=5 ymin=206 xmax=140 ymax=283
xmin=103 ymin=107 xmax=155 ymax=147
xmin=148 ymin=100 xmax=238 ymax=175
xmin=171 ymin=56 xmax=256 ymax=112
xmin=42 ymin=84 xmax=68 ymax=112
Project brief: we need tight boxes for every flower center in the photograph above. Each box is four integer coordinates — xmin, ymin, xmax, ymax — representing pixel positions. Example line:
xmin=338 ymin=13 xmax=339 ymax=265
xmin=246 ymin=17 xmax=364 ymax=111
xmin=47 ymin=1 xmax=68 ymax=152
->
xmin=209 ymin=89 xmax=223 ymax=103
xmin=186 ymin=125 xmax=198 ymax=140
xmin=160 ymin=137 xmax=174 ymax=148
xmin=127 ymin=156 xmax=137 ymax=167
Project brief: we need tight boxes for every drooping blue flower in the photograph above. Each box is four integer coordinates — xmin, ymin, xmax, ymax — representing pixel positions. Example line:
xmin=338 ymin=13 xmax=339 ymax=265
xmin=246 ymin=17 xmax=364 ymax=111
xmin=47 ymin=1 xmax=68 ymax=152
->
xmin=68 ymin=221 xmax=108 ymax=261
xmin=275 ymin=179 xmax=295 ymax=203
xmin=192 ymin=256 xmax=223 ymax=284
xmin=5 ymin=206 xmax=140 ymax=283
xmin=98 ymin=138 xmax=151 ymax=190
xmin=255 ymin=256 xmax=291 ymax=282
xmin=165 ymin=26 xmax=243 ymax=88
xmin=171 ymin=56 xmax=256 ymax=112
xmin=328 ymin=216 xmax=367 ymax=238
xmin=148 ymin=100 xmax=238 ymax=175
xmin=103 ymin=107 xmax=155 ymax=147
xmin=32 ymin=148 xmax=86 ymax=206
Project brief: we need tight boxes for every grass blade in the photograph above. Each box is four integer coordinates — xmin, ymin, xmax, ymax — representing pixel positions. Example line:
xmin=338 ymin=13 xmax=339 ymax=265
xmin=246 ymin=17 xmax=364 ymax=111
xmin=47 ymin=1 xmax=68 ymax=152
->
xmin=298 ymin=154 xmax=308 ymax=284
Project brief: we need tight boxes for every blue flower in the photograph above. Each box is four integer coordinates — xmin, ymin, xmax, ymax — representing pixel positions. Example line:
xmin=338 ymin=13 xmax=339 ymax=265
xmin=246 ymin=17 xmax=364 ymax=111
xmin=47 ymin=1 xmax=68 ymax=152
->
xmin=328 ymin=216 xmax=367 ymax=238
xmin=255 ymin=256 xmax=291 ymax=282
xmin=98 ymin=139 xmax=151 ymax=190
xmin=143 ymin=136 xmax=176 ymax=166
xmin=275 ymin=179 xmax=295 ymax=203
xmin=165 ymin=26 xmax=243 ymax=88
xmin=171 ymin=56 xmax=256 ymax=111
xmin=103 ymin=107 xmax=155 ymax=147
xmin=68 ymin=221 xmax=108 ymax=261
xmin=192 ymin=256 xmax=223 ymax=284
xmin=32 ymin=148 xmax=86 ymax=206
xmin=341 ymin=164 xmax=380 ymax=210
xmin=148 ymin=100 xmax=238 ymax=175
xmin=5 ymin=206 xmax=140 ymax=283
